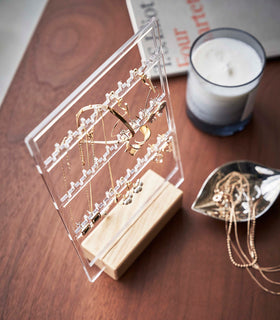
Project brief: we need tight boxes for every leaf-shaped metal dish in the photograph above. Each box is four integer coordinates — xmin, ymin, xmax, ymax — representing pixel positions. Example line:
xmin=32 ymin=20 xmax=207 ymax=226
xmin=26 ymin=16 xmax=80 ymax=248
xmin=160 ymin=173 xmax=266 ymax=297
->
xmin=192 ymin=161 xmax=280 ymax=222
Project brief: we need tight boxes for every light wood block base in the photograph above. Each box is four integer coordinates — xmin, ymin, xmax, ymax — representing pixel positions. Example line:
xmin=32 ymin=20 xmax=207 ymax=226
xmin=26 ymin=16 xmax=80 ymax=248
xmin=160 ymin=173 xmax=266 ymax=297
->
xmin=81 ymin=169 xmax=183 ymax=280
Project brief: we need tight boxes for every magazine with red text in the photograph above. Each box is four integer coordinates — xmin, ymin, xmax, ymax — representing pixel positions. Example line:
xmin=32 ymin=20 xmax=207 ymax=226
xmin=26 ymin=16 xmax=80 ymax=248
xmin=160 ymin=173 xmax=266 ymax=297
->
xmin=126 ymin=0 xmax=280 ymax=76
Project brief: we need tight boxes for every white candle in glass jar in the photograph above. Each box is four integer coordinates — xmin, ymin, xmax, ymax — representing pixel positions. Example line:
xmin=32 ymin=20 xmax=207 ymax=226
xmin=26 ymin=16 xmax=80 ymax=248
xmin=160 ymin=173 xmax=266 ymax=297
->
xmin=187 ymin=35 xmax=265 ymax=128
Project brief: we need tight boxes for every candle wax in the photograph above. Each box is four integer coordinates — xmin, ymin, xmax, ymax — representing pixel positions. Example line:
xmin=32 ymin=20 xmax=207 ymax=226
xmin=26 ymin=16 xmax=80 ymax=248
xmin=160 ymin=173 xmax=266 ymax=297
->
xmin=192 ymin=38 xmax=262 ymax=86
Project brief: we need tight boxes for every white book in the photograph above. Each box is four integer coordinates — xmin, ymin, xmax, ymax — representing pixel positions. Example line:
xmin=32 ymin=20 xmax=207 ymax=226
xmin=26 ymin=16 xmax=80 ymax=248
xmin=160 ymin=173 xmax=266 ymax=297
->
xmin=126 ymin=0 xmax=280 ymax=76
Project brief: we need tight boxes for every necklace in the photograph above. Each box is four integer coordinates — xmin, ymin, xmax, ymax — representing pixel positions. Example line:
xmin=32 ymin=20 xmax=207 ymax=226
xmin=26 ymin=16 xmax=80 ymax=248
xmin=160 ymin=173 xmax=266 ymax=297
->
xmin=214 ymin=171 xmax=280 ymax=295
xmin=99 ymin=109 xmax=120 ymax=203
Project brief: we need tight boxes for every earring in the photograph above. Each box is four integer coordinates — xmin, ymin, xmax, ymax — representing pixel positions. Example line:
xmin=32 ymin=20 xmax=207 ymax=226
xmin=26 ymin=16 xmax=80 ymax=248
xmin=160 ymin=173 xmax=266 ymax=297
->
xmin=133 ymin=179 xmax=143 ymax=193
xmin=122 ymin=191 xmax=133 ymax=205
xmin=107 ymin=104 xmax=135 ymax=137
xmin=141 ymin=74 xmax=156 ymax=93
xmin=91 ymin=211 xmax=101 ymax=224
xmin=152 ymin=135 xmax=173 ymax=163
xmin=134 ymin=68 xmax=156 ymax=93
xmin=81 ymin=222 xmax=91 ymax=236
xmin=154 ymin=152 xmax=164 ymax=164
xmin=148 ymin=100 xmax=167 ymax=123
xmin=125 ymin=125 xmax=151 ymax=156
xmin=122 ymin=179 xmax=143 ymax=205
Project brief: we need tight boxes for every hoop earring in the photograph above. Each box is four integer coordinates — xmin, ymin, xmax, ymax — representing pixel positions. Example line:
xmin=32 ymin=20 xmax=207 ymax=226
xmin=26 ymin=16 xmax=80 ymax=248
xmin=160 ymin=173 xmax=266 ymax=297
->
xmin=126 ymin=125 xmax=151 ymax=156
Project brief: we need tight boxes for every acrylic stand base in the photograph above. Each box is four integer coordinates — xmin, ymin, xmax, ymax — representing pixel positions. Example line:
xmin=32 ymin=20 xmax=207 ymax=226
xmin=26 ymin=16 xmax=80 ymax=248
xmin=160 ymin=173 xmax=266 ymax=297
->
xmin=187 ymin=107 xmax=252 ymax=136
xmin=81 ymin=170 xmax=183 ymax=280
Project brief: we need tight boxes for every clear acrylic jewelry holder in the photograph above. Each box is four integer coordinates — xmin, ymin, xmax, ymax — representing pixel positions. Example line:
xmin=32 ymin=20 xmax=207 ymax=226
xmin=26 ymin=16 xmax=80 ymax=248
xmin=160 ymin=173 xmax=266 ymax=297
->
xmin=25 ymin=18 xmax=184 ymax=282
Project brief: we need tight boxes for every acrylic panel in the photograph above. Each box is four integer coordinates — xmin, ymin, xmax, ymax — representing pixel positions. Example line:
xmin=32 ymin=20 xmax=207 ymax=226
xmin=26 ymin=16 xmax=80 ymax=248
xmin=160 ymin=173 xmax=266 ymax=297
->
xmin=25 ymin=18 xmax=184 ymax=282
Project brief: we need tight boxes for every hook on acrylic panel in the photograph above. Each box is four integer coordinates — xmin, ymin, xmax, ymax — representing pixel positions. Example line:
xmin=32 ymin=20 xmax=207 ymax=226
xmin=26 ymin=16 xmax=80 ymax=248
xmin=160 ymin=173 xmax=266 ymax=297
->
xmin=43 ymin=57 xmax=160 ymax=172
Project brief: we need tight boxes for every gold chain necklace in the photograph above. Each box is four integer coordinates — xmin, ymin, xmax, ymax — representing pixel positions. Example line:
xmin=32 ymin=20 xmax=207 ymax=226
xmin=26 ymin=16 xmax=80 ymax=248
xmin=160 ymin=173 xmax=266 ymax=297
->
xmin=214 ymin=171 xmax=280 ymax=295
xmin=99 ymin=109 xmax=120 ymax=202
xmin=78 ymin=128 xmax=95 ymax=213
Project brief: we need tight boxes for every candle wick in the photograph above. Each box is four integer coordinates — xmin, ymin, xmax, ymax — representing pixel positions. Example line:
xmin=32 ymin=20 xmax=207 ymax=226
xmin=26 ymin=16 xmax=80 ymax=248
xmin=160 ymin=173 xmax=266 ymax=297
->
xmin=226 ymin=62 xmax=234 ymax=76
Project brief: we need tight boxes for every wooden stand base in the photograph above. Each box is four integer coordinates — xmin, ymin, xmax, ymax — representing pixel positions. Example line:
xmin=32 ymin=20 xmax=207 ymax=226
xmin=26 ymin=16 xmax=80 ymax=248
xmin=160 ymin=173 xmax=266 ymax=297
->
xmin=81 ymin=169 xmax=183 ymax=280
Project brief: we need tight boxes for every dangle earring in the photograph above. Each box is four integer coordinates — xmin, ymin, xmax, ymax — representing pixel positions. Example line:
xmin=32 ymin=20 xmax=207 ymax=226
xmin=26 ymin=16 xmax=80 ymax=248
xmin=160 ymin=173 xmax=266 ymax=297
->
xmin=134 ymin=68 xmax=156 ymax=93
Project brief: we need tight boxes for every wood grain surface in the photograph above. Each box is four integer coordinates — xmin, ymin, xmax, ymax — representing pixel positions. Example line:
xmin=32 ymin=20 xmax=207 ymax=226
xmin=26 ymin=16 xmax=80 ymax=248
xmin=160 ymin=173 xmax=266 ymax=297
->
xmin=1 ymin=0 xmax=280 ymax=319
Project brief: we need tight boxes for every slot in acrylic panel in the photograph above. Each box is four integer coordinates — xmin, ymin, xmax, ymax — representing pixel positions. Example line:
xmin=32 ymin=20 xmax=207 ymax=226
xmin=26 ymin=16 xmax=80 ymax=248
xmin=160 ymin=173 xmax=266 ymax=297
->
xmin=25 ymin=18 xmax=184 ymax=282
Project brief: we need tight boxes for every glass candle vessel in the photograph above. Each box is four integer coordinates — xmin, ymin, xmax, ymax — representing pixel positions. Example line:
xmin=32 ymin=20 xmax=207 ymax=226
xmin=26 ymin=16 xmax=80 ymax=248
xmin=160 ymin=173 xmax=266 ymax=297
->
xmin=186 ymin=28 xmax=265 ymax=136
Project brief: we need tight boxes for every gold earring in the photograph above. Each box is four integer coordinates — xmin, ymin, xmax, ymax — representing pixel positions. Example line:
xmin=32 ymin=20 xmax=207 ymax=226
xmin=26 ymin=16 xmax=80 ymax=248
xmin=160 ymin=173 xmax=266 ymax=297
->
xmin=107 ymin=105 xmax=135 ymax=137
xmin=91 ymin=211 xmax=101 ymax=224
xmin=148 ymin=101 xmax=167 ymax=123
xmin=134 ymin=68 xmax=156 ymax=93
xmin=125 ymin=125 xmax=151 ymax=156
